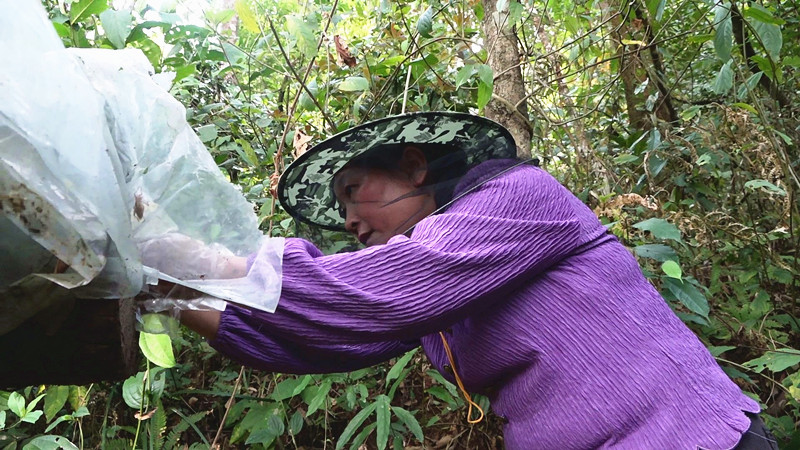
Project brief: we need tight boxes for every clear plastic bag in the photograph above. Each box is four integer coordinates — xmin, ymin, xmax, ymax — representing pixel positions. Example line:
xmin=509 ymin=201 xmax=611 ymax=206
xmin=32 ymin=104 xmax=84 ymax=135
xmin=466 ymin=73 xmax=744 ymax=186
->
xmin=0 ymin=1 xmax=281 ymax=335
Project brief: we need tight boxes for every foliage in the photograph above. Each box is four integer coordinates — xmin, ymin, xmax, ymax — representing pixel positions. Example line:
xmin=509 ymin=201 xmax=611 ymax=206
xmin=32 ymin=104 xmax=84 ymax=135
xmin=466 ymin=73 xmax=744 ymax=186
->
xmin=1 ymin=0 xmax=797 ymax=447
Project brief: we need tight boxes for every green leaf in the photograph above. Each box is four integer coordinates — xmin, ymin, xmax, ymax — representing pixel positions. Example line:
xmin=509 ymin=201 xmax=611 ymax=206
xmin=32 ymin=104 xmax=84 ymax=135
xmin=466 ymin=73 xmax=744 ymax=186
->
xmin=100 ymin=9 xmax=133 ymax=49
xmin=139 ymin=331 xmax=176 ymax=368
xmin=289 ymin=410 xmax=304 ymax=435
xmin=632 ymin=218 xmax=682 ymax=242
xmin=633 ymin=244 xmax=678 ymax=262
xmin=305 ymin=379 xmax=332 ymax=416
xmin=661 ymin=260 xmax=682 ymax=280
xmin=122 ymin=373 xmax=145 ymax=409
xmin=21 ymin=410 xmax=43 ymax=424
xmin=375 ymin=396 xmax=390 ymax=450
xmin=663 ymin=278 xmax=709 ymax=318
xmin=784 ymin=56 xmax=800 ymax=68
xmin=391 ymin=406 xmax=424 ymax=443
xmin=70 ymin=0 xmax=108 ymax=23
xmin=271 ymin=375 xmax=312 ymax=401
xmin=235 ymin=0 xmax=259 ymax=33
xmin=286 ymin=15 xmax=317 ymax=59
xmin=647 ymin=129 xmax=661 ymax=151
xmin=417 ymin=7 xmax=434 ymax=38
xmin=21 ymin=435 xmax=78 ymax=450
xmin=744 ymin=349 xmax=800 ymax=373
xmin=476 ymin=64 xmax=493 ymax=110
xmin=732 ymin=102 xmax=758 ymax=114
xmin=338 ymin=77 xmax=370 ymax=92
xmin=743 ymin=5 xmax=785 ymax=25
xmin=197 ymin=125 xmax=218 ymax=143
xmin=0 ymin=410 xmax=5 ymax=429
xmin=8 ymin=392 xmax=25 ymax=417
xmin=336 ymin=402 xmax=377 ymax=450
xmin=44 ymin=386 xmax=69 ymax=423
xmin=455 ymin=64 xmax=477 ymax=89
xmin=613 ymin=153 xmax=639 ymax=164
xmin=744 ymin=179 xmax=786 ymax=196
xmin=713 ymin=60 xmax=734 ymax=95
xmin=386 ymin=349 xmax=417 ymax=385
xmin=647 ymin=0 xmax=666 ymax=22
xmin=752 ymin=14 xmax=782 ymax=59
xmin=708 ymin=345 xmax=736 ymax=357
xmin=713 ymin=3 xmax=732 ymax=62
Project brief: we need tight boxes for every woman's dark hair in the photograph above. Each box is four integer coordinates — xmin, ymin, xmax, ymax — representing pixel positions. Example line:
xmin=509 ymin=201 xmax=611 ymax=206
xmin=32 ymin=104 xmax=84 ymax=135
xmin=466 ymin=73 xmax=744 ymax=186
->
xmin=344 ymin=143 xmax=469 ymax=208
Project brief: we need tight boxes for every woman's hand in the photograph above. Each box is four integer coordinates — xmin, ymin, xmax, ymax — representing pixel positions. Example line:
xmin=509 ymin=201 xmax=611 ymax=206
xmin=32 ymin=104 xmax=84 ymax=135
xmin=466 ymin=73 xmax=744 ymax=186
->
xmin=138 ymin=233 xmax=248 ymax=280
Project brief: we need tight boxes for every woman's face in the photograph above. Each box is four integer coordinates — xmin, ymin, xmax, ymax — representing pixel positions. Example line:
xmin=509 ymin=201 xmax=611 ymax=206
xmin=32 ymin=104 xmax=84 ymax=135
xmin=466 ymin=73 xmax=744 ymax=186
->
xmin=333 ymin=164 xmax=436 ymax=246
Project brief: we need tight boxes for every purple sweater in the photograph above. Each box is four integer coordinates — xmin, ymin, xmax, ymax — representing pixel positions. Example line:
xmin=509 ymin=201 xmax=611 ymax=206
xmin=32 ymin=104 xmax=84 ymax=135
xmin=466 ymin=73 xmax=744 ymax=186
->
xmin=211 ymin=160 xmax=758 ymax=449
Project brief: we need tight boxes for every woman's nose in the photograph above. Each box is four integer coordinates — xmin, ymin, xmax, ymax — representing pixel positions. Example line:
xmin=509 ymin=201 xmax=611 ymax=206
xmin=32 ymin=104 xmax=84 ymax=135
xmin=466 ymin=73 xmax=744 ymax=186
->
xmin=344 ymin=209 xmax=360 ymax=234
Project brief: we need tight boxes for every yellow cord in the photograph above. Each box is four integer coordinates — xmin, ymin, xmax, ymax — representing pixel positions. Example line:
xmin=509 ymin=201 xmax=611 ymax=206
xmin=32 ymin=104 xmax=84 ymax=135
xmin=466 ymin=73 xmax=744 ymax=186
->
xmin=438 ymin=331 xmax=485 ymax=424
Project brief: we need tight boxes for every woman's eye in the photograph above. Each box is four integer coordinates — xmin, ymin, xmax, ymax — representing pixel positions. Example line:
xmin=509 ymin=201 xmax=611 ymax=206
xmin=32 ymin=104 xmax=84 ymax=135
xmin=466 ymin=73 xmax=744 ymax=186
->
xmin=344 ymin=184 xmax=357 ymax=196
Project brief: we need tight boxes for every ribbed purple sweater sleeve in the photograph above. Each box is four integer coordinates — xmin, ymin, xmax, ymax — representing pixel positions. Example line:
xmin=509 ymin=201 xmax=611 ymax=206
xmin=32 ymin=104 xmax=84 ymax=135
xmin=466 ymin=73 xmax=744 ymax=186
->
xmin=211 ymin=163 xmax=587 ymax=372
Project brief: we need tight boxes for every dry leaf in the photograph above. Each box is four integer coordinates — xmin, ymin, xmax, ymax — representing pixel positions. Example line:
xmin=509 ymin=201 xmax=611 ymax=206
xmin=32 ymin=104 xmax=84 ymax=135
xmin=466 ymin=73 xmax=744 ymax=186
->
xmin=135 ymin=407 xmax=157 ymax=420
xmin=269 ymin=172 xmax=281 ymax=199
xmin=334 ymin=35 xmax=357 ymax=67
xmin=292 ymin=129 xmax=313 ymax=159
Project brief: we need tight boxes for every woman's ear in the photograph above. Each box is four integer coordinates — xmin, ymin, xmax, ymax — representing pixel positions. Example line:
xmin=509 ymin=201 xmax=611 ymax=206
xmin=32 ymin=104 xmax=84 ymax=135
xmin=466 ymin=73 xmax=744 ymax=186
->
xmin=400 ymin=146 xmax=428 ymax=187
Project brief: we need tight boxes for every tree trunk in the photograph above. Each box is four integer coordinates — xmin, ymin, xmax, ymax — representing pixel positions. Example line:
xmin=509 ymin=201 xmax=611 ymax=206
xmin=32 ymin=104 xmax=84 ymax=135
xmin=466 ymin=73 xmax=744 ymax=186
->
xmin=481 ymin=0 xmax=532 ymax=159
xmin=0 ymin=295 xmax=138 ymax=389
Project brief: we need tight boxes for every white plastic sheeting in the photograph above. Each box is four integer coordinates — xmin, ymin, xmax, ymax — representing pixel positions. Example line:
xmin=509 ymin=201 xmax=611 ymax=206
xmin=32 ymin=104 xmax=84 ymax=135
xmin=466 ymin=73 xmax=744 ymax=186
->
xmin=0 ymin=1 xmax=282 ymax=335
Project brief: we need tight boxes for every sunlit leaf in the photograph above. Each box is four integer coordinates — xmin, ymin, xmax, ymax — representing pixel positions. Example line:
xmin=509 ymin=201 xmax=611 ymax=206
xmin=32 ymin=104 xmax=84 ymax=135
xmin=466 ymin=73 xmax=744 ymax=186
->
xmin=661 ymin=260 xmax=682 ymax=280
xmin=751 ymin=9 xmax=782 ymax=59
xmin=338 ymin=76 xmax=370 ymax=92
xmin=70 ymin=0 xmax=108 ymax=23
xmin=44 ymin=386 xmax=69 ymax=423
xmin=744 ymin=179 xmax=786 ymax=196
xmin=476 ymin=64 xmax=493 ymax=110
xmin=139 ymin=331 xmax=176 ymax=369
xmin=286 ymin=15 xmax=317 ymax=58
xmin=235 ymin=0 xmax=259 ymax=33
xmin=647 ymin=0 xmax=666 ymax=22
xmin=100 ymin=9 xmax=133 ymax=49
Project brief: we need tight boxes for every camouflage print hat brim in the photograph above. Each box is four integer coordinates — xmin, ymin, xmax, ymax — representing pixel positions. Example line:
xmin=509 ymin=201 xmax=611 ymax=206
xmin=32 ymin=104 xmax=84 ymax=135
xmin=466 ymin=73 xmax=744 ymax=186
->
xmin=277 ymin=111 xmax=517 ymax=231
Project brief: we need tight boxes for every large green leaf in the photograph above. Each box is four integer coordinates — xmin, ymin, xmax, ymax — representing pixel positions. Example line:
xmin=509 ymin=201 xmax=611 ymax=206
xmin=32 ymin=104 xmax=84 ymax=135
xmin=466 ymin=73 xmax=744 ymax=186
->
xmin=22 ymin=435 xmax=78 ymax=450
xmin=713 ymin=60 xmax=733 ymax=95
xmin=286 ymin=15 xmax=317 ymax=58
xmin=417 ymin=7 xmax=434 ymax=38
xmin=744 ymin=349 xmax=800 ymax=373
xmin=632 ymin=218 xmax=682 ymax=242
xmin=139 ymin=331 xmax=176 ymax=369
xmin=750 ymin=6 xmax=782 ymax=59
xmin=391 ymin=406 xmax=424 ymax=443
xmin=386 ymin=349 xmax=417 ymax=384
xmin=70 ymin=0 xmax=108 ymax=23
xmin=713 ymin=3 xmax=732 ymax=62
xmin=7 ymin=392 xmax=25 ymax=417
xmin=663 ymin=278 xmax=709 ymax=318
xmin=271 ymin=375 xmax=312 ymax=401
xmin=336 ymin=402 xmax=377 ymax=450
xmin=633 ymin=244 xmax=678 ymax=262
xmin=99 ymin=9 xmax=133 ymax=49
xmin=338 ymin=77 xmax=370 ymax=92
xmin=375 ymin=395 xmax=391 ymax=450
xmin=44 ymin=386 xmax=69 ymax=423
xmin=235 ymin=0 xmax=259 ymax=33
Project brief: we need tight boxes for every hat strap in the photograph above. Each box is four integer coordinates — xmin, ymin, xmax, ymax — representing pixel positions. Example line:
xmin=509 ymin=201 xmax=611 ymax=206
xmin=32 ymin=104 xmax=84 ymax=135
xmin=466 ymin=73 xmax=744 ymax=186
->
xmin=438 ymin=331 xmax=485 ymax=424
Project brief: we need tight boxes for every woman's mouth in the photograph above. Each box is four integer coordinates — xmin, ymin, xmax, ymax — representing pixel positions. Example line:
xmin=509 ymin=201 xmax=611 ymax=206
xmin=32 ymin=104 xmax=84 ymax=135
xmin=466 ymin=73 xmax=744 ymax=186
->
xmin=358 ymin=231 xmax=373 ymax=246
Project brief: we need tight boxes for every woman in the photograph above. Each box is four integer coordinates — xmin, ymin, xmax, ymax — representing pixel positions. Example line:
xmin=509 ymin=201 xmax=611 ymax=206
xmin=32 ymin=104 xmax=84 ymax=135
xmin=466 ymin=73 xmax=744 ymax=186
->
xmin=146 ymin=112 xmax=776 ymax=449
